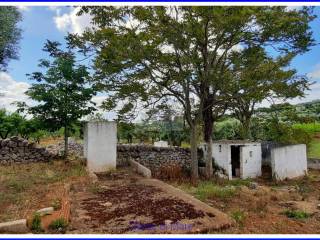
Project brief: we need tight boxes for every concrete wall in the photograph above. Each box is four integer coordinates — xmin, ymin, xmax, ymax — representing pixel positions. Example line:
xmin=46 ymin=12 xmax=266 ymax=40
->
xmin=271 ymin=144 xmax=307 ymax=180
xmin=212 ymin=143 xmax=231 ymax=179
xmin=241 ymin=144 xmax=262 ymax=179
xmin=212 ymin=142 xmax=261 ymax=180
xmin=85 ymin=121 xmax=117 ymax=173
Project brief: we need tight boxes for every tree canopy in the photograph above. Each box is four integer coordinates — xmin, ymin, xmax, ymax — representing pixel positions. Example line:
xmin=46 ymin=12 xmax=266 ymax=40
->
xmin=0 ymin=7 xmax=22 ymax=71
xmin=22 ymin=40 xmax=97 ymax=157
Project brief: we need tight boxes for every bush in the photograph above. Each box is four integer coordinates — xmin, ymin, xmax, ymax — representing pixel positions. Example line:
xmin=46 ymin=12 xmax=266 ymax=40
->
xmin=231 ymin=210 xmax=246 ymax=227
xmin=49 ymin=217 xmax=68 ymax=233
xmin=283 ymin=210 xmax=310 ymax=220
xmin=30 ymin=213 xmax=43 ymax=233
xmin=213 ymin=119 xmax=241 ymax=140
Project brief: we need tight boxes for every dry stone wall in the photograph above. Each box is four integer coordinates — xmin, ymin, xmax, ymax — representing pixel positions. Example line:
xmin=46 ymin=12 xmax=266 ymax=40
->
xmin=117 ymin=144 xmax=192 ymax=174
xmin=0 ymin=137 xmax=54 ymax=165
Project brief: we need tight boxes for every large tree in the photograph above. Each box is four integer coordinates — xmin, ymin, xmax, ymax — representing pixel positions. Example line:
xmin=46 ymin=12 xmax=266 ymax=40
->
xmin=0 ymin=7 xmax=21 ymax=71
xmin=230 ymin=46 xmax=309 ymax=139
xmin=70 ymin=6 xmax=315 ymax=178
xmin=24 ymin=40 xmax=97 ymax=158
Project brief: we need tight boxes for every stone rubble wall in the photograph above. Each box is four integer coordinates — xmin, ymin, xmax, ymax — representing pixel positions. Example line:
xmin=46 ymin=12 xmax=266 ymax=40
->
xmin=117 ymin=144 xmax=192 ymax=175
xmin=46 ymin=138 xmax=83 ymax=157
xmin=0 ymin=137 xmax=54 ymax=165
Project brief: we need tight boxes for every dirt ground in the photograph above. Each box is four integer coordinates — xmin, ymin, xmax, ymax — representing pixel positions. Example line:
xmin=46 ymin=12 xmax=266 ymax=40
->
xmin=172 ymin=169 xmax=320 ymax=234
xmin=68 ymin=168 xmax=231 ymax=234
xmin=0 ymin=158 xmax=89 ymax=223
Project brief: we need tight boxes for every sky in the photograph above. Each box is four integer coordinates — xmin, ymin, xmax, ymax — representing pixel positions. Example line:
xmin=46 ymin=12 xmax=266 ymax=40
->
xmin=0 ymin=6 xmax=320 ymax=118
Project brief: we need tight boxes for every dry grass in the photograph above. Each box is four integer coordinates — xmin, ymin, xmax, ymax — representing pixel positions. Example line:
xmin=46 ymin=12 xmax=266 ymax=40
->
xmin=0 ymin=157 xmax=88 ymax=222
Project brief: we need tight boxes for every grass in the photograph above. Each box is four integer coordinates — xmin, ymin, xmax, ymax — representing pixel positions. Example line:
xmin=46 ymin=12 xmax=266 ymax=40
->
xmin=283 ymin=210 xmax=310 ymax=220
xmin=49 ymin=217 xmax=68 ymax=233
xmin=192 ymin=181 xmax=236 ymax=201
xmin=30 ymin=213 xmax=43 ymax=233
xmin=308 ymin=139 xmax=320 ymax=159
xmin=0 ymin=158 xmax=88 ymax=222
xmin=293 ymin=122 xmax=320 ymax=134
xmin=230 ymin=210 xmax=246 ymax=227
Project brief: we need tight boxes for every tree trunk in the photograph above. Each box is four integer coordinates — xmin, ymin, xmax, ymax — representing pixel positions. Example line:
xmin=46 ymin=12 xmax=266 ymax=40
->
xmin=203 ymin=100 xmax=214 ymax=179
xmin=190 ymin=125 xmax=198 ymax=181
xmin=240 ymin=116 xmax=251 ymax=140
xmin=64 ymin=125 xmax=69 ymax=159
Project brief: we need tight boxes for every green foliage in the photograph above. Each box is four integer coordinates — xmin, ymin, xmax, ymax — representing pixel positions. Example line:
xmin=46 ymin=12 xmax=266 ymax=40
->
xmin=213 ymin=118 xmax=241 ymax=140
xmin=293 ymin=122 xmax=320 ymax=134
xmin=22 ymin=40 xmax=97 ymax=157
xmin=194 ymin=182 xmax=236 ymax=201
xmin=0 ymin=6 xmax=21 ymax=71
xmin=48 ymin=218 xmax=68 ymax=232
xmin=308 ymin=140 xmax=320 ymax=159
xmin=231 ymin=210 xmax=246 ymax=227
xmin=30 ymin=213 xmax=43 ymax=233
xmin=283 ymin=210 xmax=310 ymax=220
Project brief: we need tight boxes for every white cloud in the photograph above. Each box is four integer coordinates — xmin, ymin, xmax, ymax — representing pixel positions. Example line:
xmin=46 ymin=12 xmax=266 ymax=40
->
xmin=0 ymin=72 xmax=33 ymax=112
xmin=307 ymin=63 xmax=320 ymax=80
xmin=53 ymin=7 xmax=92 ymax=34
xmin=17 ymin=6 xmax=31 ymax=12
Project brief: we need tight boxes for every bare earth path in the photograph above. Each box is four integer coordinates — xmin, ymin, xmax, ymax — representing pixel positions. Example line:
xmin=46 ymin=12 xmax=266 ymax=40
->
xmin=68 ymin=168 xmax=232 ymax=233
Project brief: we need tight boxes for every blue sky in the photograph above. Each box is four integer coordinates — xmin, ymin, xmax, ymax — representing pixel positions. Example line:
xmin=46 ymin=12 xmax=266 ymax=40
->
xmin=0 ymin=6 xmax=320 ymax=114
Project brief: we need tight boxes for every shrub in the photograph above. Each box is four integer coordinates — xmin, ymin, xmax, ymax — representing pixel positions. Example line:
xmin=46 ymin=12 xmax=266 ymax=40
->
xmin=231 ymin=210 xmax=246 ymax=227
xmin=283 ymin=210 xmax=310 ymax=220
xmin=49 ymin=217 xmax=68 ymax=233
xmin=30 ymin=213 xmax=43 ymax=233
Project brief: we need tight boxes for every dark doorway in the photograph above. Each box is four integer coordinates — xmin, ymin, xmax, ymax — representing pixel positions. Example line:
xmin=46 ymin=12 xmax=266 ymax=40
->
xmin=231 ymin=146 xmax=240 ymax=177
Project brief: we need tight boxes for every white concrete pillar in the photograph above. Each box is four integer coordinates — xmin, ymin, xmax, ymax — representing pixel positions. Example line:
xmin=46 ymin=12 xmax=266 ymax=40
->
xmin=84 ymin=121 xmax=117 ymax=173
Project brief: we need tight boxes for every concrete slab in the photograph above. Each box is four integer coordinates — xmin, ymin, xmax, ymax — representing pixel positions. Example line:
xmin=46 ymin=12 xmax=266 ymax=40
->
xmin=68 ymin=168 xmax=232 ymax=234
xmin=0 ymin=219 xmax=28 ymax=233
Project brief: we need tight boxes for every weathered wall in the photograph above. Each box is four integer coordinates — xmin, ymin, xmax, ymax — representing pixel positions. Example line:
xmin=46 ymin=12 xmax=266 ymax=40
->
xmin=240 ymin=144 xmax=262 ymax=179
xmin=271 ymin=144 xmax=307 ymax=180
xmin=0 ymin=137 xmax=54 ymax=165
xmin=308 ymin=158 xmax=320 ymax=170
xmin=117 ymin=144 xmax=191 ymax=175
xmin=211 ymin=142 xmax=262 ymax=180
xmin=85 ymin=121 xmax=117 ymax=173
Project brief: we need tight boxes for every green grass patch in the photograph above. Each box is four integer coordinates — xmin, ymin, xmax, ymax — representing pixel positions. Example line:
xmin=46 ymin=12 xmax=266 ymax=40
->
xmin=231 ymin=210 xmax=246 ymax=227
xmin=293 ymin=122 xmax=320 ymax=134
xmin=283 ymin=210 xmax=310 ymax=220
xmin=308 ymin=139 xmax=320 ymax=159
xmin=193 ymin=181 xmax=236 ymax=201
xmin=229 ymin=178 xmax=252 ymax=187
xmin=30 ymin=213 xmax=44 ymax=233
xmin=49 ymin=217 xmax=68 ymax=233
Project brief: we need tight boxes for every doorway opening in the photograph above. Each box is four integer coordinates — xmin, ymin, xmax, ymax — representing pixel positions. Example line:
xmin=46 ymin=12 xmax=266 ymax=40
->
xmin=231 ymin=146 xmax=241 ymax=178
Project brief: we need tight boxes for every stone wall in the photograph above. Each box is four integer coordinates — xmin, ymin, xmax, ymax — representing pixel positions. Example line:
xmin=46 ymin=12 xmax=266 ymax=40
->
xmin=117 ymin=144 xmax=191 ymax=175
xmin=0 ymin=137 xmax=54 ymax=165
xmin=308 ymin=158 xmax=320 ymax=170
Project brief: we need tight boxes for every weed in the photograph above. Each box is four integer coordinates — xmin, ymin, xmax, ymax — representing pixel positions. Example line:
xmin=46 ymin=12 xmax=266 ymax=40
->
xmin=49 ymin=218 xmax=68 ymax=233
xmin=89 ymin=183 xmax=103 ymax=194
xmin=229 ymin=178 xmax=252 ymax=187
xmin=51 ymin=199 xmax=62 ymax=210
xmin=283 ymin=210 xmax=310 ymax=220
xmin=231 ymin=210 xmax=246 ymax=227
xmin=194 ymin=182 xmax=236 ymax=201
xmin=30 ymin=213 xmax=43 ymax=233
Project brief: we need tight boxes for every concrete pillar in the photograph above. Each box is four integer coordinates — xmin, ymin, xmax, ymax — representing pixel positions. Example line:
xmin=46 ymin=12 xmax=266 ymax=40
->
xmin=84 ymin=121 xmax=117 ymax=173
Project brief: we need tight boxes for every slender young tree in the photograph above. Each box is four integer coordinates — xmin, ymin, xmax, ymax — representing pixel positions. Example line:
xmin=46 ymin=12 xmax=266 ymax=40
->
xmin=24 ymin=40 xmax=97 ymax=158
